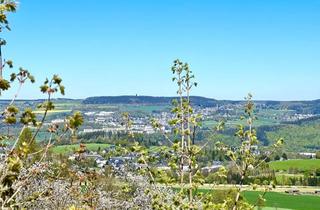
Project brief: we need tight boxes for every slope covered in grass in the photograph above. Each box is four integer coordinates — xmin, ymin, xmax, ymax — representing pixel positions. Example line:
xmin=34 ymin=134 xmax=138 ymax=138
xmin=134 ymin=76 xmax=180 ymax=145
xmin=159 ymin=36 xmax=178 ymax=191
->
xmin=269 ymin=159 xmax=320 ymax=171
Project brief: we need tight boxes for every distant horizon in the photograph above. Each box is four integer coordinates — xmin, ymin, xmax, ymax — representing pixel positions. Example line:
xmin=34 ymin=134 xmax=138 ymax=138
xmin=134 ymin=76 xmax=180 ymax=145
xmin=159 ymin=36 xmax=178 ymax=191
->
xmin=1 ymin=94 xmax=320 ymax=102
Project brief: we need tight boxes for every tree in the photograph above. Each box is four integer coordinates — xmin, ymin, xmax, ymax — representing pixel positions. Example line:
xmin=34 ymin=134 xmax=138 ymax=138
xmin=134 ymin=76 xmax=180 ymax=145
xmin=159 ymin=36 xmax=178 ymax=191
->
xmin=133 ymin=60 xmax=286 ymax=210
xmin=0 ymin=2 xmax=83 ymax=207
xmin=215 ymin=94 xmax=284 ymax=210
xmin=282 ymin=153 xmax=288 ymax=160
xmin=316 ymin=151 xmax=320 ymax=159
xmin=274 ymin=155 xmax=280 ymax=161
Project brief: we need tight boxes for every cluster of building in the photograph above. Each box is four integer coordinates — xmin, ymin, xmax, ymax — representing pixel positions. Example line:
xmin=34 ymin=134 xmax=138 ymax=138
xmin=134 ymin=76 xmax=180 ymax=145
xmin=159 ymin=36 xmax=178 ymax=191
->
xmin=80 ymin=105 xmax=239 ymax=135
xmin=68 ymin=145 xmax=147 ymax=171
xmin=67 ymin=104 xmax=319 ymax=136
xmin=82 ymin=111 xmax=169 ymax=135
xmin=282 ymin=113 xmax=317 ymax=122
xmin=66 ymin=144 xmax=225 ymax=177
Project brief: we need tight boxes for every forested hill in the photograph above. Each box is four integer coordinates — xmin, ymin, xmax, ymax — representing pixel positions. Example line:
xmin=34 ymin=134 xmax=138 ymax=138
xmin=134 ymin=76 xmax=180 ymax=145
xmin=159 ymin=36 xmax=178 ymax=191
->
xmin=82 ymin=96 xmax=320 ymax=113
xmin=82 ymin=96 xmax=220 ymax=107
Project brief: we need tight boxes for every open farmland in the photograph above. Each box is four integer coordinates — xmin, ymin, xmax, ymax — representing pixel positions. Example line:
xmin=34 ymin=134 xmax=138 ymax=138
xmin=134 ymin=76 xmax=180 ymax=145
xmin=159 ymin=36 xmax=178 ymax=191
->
xmin=244 ymin=191 xmax=320 ymax=210
xmin=196 ymin=187 xmax=320 ymax=210
xmin=269 ymin=159 xmax=320 ymax=171
xmin=33 ymin=109 xmax=72 ymax=114
xmin=51 ymin=143 xmax=111 ymax=154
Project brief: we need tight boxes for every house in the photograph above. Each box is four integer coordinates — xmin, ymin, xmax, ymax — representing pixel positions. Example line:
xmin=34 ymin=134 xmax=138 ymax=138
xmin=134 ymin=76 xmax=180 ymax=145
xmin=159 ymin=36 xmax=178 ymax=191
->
xmin=95 ymin=157 xmax=107 ymax=168
xmin=68 ymin=152 xmax=108 ymax=168
xmin=201 ymin=161 xmax=223 ymax=174
xmin=108 ymin=157 xmax=126 ymax=169
xmin=251 ymin=145 xmax=261 ymax=156
xmin=299 ymin=152 xmax=316 ymax=159
xmin=201 ymin=165 xmax=223 ymax=174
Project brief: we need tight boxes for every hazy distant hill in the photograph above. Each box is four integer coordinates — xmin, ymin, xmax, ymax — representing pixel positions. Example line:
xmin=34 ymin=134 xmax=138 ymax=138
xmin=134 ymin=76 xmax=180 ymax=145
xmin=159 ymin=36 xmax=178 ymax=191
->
xmin=82 ymin=96 xmax=320 ymax=114
xmin=82 ymin=96 xmax=219 ymax=107
xmin=258 ymin=100 xmax=320 ymax=114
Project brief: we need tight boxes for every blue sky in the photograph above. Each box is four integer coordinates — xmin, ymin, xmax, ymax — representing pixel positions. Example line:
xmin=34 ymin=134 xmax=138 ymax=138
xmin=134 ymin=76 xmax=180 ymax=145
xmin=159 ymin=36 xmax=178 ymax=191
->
xmin=1 ymin=0 xmax=320 ymax=100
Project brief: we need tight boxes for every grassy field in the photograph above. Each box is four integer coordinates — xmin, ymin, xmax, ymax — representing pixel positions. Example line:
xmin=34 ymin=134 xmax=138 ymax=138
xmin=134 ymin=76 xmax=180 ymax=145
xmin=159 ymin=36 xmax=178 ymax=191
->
xmin=196 ymin=187 xmax=320 ymax=210
xmin=269 ymin=159 xmax=320 ymax=171
xmin=256 ymin=208 xmax=291 ymax=210
xmin=33 ymin=109 xmax=72 ymax=114
xmin=51 ymin=143 xmax=110 ymax=154
xmin=243 ymin=191 xmax=320 ymax=210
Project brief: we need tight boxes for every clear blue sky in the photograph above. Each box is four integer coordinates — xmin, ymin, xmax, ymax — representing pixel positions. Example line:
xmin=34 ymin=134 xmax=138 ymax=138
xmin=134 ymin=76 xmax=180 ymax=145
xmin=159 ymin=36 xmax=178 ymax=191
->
xmin=1 ymin=0 xmax=320 ymax=100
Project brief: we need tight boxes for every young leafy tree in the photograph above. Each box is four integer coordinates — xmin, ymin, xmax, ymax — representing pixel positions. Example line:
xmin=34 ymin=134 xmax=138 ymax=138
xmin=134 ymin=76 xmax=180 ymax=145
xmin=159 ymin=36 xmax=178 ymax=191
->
xmin=215 ymin=94 xmax=284 ymax=210
xmin=0 ymin=2 xmax=84 ymax=208
xmin=136 ymin=61 xmax=285 ymax=210
xmin=169 ymin=59 xmax=203 ymax=206
xmin=145 ymin=59 xmax=222 ymax=209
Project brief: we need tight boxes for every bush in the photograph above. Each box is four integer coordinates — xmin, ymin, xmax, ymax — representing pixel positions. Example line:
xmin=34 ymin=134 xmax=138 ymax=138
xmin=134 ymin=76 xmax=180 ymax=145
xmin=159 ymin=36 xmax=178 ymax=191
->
xmin=282 ymin=153 xmax=288 ymax=160
xmin=254 ymin=178 xmax=261 ymax=185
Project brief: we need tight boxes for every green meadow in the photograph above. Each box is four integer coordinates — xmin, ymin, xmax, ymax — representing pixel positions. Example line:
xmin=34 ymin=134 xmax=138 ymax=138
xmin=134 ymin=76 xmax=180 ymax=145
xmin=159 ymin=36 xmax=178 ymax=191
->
xmin=269 ymin=159 xmax=320 ymax=171
xmin=51 ymin=143 xmax=111 ymax=154
xmin=197 ymin=188 xmax=320 ymax=210
xmin=243 ymin=191 xmax=320 ymax=210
